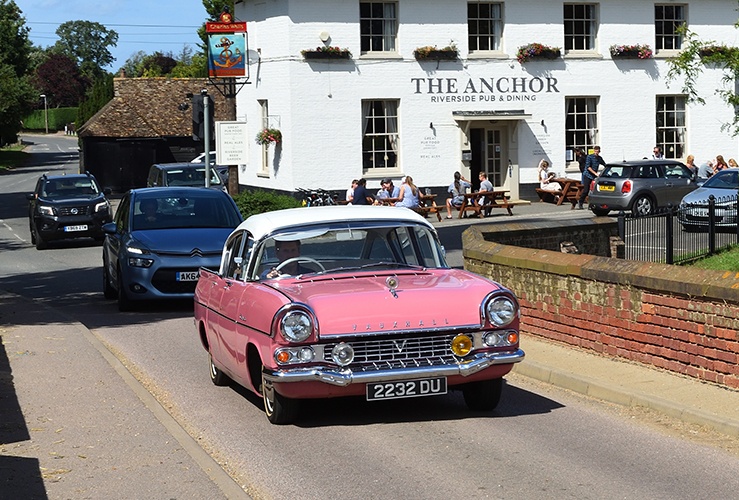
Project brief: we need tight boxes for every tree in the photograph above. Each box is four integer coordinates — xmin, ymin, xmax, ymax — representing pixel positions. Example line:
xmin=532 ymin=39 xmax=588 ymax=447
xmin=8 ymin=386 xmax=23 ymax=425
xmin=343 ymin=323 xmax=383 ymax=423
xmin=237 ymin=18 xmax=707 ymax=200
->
xmin=666 ymin=24 xmax=739 ymax=136
xmin=0 ymin=0 xmax=35 ymax=145
xmin=170 ymin=53 xmax=208 ymax=78
xmin=77 ymin=74 xmax=113 ymax=130
xmin=33 ymin=53 xmax=89 ymax=107
xmin=139 ymin=52 xmax=178 ymax=77
xmin=54 ymin=20 xmax=119 ymax=80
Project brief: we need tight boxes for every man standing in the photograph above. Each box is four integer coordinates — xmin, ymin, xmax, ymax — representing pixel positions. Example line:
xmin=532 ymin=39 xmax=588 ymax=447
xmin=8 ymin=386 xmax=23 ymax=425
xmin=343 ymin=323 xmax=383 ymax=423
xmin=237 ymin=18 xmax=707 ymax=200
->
xmin=578 ymin=146 xmax=606 ymax=210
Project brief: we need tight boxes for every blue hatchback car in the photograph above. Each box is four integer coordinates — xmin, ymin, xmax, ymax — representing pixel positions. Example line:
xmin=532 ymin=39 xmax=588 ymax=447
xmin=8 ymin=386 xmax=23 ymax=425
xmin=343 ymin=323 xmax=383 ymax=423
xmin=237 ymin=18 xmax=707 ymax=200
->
xmin=102 ymin=187 xmax=243 ymax=311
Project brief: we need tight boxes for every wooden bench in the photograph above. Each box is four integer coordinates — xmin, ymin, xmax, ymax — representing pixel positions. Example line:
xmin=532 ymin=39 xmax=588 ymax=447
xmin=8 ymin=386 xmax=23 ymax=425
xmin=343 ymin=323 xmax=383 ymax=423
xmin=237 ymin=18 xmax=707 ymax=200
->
xmin=456 ymin=191 xmax=513 ymax=218
xmin=419 ymin=193 xmax=443 ymax=221
xmin=537 ymin=178 xmax=585 ymax=209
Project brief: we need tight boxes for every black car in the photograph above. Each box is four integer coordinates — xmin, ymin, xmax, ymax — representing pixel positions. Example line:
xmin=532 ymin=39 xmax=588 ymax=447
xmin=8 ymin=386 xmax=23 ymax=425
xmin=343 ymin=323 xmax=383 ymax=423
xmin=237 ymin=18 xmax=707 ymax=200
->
xmin=27 ymin=173 xmax=112 ymax=250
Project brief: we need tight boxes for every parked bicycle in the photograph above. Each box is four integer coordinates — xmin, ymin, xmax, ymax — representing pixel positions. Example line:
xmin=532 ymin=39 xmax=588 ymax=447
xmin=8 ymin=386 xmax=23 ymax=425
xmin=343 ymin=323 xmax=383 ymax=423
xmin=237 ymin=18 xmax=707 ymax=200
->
xmin=296 ymin=187 xmax=338 ymax=206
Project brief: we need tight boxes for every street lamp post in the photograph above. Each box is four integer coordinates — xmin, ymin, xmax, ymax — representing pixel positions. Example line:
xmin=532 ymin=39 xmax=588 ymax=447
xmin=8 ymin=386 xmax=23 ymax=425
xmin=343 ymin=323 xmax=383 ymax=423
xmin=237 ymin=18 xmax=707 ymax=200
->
xmin=39 ymin=94 xmax=48 ymax=134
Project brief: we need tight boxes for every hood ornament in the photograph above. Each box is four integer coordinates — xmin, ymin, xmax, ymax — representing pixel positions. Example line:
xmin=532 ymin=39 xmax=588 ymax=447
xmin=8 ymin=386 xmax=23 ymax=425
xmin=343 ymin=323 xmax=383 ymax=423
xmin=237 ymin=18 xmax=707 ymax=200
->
xmin=386 ymin=275 xmax=399 ymax=298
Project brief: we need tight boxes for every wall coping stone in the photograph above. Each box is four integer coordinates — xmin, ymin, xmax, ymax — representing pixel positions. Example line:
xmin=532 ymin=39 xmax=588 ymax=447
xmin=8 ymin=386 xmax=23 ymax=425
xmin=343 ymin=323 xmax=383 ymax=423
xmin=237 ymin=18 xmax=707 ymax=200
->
xmin=462 ymin=222 xmax=739 ymax=303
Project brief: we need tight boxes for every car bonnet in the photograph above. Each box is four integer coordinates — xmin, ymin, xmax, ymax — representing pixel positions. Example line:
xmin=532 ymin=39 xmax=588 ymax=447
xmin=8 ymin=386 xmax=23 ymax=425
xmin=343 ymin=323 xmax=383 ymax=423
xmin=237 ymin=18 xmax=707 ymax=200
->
xmin=268 ymin=268 xmax=507 ymax=336
xmin=132 ymin=227 xmax=233 ymax=254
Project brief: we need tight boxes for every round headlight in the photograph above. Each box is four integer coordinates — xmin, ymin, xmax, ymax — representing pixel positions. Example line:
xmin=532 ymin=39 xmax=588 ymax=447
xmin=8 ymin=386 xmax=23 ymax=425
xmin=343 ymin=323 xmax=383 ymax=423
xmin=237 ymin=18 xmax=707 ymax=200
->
xmin=486 ymin=297 xmax=517 ymax=327
xmin=331 ymin=343 xmax=354 ymax=366
xmin=280 ymin=310 xmax=313 ymax=342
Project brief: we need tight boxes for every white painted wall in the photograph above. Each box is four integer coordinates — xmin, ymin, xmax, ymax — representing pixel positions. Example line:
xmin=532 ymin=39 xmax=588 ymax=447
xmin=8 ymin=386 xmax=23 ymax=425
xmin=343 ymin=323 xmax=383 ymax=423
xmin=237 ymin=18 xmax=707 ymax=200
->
xmin=234 ymin=0 xmax=739 ymax=193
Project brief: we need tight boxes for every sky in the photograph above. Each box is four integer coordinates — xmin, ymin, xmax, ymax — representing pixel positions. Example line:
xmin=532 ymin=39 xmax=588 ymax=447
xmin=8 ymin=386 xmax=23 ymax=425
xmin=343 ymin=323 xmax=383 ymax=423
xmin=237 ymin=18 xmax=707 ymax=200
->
xmin=19 ymin=0 xmax=210 ymax=71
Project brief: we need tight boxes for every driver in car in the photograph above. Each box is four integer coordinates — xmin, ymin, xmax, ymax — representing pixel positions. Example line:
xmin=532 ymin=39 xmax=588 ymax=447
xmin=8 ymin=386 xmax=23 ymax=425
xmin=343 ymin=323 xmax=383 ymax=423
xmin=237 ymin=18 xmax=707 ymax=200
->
xmin=265 ymin=239 xmax=311 ymax=278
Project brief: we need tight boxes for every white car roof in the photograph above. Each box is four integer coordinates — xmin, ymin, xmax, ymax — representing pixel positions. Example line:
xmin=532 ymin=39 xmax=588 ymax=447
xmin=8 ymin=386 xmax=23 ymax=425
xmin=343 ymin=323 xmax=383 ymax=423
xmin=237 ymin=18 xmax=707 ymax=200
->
xmin=237 ymin=205 xmax=434 ymax=241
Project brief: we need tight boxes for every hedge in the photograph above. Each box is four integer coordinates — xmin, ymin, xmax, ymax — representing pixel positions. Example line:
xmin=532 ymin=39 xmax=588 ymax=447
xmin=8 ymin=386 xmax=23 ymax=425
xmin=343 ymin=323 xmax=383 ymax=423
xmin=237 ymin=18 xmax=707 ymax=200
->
xmin=22 ymin=107 xmax=78 ymax=132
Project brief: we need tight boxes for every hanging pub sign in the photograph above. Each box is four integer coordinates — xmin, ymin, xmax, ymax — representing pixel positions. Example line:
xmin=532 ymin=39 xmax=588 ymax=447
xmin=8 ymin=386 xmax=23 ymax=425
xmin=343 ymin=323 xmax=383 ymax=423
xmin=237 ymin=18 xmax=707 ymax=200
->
xmin=206 ymin=10 xmax=247 ymax=78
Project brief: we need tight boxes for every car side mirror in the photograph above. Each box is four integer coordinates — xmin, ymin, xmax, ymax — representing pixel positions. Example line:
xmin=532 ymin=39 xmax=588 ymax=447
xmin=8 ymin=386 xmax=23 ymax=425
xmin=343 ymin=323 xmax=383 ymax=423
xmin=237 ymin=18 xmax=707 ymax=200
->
xmin=102 ymin=222 xmax=117 ymax=235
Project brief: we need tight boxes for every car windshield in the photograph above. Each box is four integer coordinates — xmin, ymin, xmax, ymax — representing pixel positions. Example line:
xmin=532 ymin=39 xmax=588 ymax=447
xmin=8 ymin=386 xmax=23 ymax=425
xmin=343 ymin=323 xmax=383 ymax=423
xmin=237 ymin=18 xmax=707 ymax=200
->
xmin=702 ymin=170 xmax=739 ymax=189
xmin=132 ymin=194 xmax=241 ymax=230
xmin=250 ymin=222 xmax=447 ymax=280
xmin=42 ymin=178 xmax=100 ymax=198
xmin=166 ymin=167 xmax=222 ymax=187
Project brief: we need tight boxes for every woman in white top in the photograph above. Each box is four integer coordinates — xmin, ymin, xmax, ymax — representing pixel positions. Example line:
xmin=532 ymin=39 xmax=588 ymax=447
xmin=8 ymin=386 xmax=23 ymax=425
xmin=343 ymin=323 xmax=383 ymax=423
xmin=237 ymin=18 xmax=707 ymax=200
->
xmin=538 ymin=160 xmax=562 ymax=191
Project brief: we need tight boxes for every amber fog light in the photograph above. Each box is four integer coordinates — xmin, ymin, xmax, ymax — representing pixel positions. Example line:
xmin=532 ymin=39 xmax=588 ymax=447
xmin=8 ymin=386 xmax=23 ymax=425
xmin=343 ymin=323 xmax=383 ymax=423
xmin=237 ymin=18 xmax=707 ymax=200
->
xmin=331 ymin=343 xmax=354 ymax=366
xmin=451 ymin=334 xmax=473 ymax=356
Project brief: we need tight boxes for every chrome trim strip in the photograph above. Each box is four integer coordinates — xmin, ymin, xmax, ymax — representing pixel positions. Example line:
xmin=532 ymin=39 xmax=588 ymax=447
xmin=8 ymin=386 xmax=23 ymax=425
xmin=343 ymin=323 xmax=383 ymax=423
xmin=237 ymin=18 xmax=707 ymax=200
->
xmin=262 ymin=349 xmax=525 ymax=387
xmin=318 ymin=324 xmax=482 ymax=340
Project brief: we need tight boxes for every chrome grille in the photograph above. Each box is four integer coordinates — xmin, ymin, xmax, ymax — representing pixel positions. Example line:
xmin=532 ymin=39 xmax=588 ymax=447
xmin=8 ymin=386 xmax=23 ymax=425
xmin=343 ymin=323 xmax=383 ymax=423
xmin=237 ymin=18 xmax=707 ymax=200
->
xmin=323 ymin=334 xmax=458 ymax=370
xmin=58 ymin=205 xmax=91 ymax=216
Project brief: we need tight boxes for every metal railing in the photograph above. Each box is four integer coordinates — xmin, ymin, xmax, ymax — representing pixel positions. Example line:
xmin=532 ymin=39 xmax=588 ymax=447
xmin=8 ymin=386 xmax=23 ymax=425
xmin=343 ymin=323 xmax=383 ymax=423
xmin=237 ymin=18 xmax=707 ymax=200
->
xmin=618 ymin=194 xmax=739 ymax=264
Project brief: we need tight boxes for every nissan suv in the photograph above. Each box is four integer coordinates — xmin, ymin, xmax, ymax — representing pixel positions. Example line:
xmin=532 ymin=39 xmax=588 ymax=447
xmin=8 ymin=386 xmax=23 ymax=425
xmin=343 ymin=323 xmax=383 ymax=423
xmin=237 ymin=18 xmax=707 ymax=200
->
xmin=27 ymin=173 xmax=113 ymax=249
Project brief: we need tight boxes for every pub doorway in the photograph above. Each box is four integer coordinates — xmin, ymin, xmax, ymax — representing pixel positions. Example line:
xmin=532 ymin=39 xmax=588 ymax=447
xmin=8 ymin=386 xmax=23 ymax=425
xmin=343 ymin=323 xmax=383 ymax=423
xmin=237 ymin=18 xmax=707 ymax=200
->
xmin=469 ymin=127 xmax=509 ymax=190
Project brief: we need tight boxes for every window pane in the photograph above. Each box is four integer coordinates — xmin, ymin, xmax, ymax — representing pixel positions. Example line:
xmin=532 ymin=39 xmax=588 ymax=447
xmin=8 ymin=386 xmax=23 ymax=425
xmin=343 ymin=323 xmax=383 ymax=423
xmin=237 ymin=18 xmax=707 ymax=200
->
xmin=362 ymin=100 xmax=400 ymax=172
xmin=360 ymin=2 xmax=398 ymax=53
xmin=468 ymin=2 xmax=503 ymax=52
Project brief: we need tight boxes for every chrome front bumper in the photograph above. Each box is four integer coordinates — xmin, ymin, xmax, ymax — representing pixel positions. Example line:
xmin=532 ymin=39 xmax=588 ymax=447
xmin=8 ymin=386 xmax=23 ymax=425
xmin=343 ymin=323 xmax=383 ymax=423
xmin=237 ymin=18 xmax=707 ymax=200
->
xmin=262 ymin=349 xmax=525 ymax=387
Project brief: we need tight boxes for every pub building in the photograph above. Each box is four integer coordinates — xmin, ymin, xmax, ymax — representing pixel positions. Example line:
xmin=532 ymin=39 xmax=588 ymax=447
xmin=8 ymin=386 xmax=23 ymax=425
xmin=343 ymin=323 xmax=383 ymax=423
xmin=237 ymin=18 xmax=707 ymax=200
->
xmin=231 ymin=0 xmax=738 ymax=201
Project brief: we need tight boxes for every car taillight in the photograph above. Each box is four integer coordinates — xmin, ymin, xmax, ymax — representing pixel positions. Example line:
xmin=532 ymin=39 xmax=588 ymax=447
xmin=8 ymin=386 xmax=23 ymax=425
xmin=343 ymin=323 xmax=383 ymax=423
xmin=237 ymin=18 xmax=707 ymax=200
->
xmin=621 ymin=180 xmax=632 ymax=194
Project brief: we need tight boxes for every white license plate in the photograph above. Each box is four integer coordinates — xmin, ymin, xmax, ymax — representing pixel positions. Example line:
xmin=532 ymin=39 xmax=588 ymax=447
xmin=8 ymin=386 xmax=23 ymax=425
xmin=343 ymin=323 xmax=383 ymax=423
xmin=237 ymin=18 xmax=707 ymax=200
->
xmin=176 ymin=271 xmax=199 ymax=281
xmin=63 ymin=225 xmax=88 ymax=232
xmin=366 ymin=377 xmax=447 ymax=401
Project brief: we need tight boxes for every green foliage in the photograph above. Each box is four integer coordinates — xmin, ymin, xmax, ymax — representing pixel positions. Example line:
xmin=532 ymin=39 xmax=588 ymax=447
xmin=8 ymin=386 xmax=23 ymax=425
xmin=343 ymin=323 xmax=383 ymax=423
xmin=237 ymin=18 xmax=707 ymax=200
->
xmin=232 ymin=189 xmax=301 ymax=219
xmin=666 ymin=25 xmax=739 ymax=136
xmin=170 ymin=53 xmax=208 ymax=78
xmin=0 ymin=0 xmax=32 ymax=75
xmin=0 ymin=0 xmax=35 ymax=145
xmin=23 ymin=107 xmax=78 ymax=132
xmin=54 ymin=20 xmax=119 ymax=80
xmin=77 ymin=74 xmax=113 ymax=129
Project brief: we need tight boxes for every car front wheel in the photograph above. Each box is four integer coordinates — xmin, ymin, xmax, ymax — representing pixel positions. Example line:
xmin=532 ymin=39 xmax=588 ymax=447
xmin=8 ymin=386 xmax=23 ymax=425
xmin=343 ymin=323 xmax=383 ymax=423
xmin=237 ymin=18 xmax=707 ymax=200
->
xmin=632 ymin=195 xmax=655 ymax=216
xmin=262 ymin=373 xmax=299 ymax=425
xmin=103 ymin=263 xmax=117 ymax=299
xmin=117 ymin=267 xmax=134 ymax=312
xmin=209 ymin=353 xmax=230 ymax=386
xmin=462 ymin=377 xmax=503 ymax=411
xmin=34 ymin=228 xmax=47 ymax=250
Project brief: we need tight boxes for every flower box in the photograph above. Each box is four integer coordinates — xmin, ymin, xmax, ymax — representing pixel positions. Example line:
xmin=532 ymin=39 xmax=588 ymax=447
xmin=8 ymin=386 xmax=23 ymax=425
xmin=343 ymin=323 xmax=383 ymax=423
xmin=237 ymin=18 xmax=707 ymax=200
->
xmin=414 ymin=45 xmax=459 ymax=61
xmin=301 ymin=47 xmax=352 ymax=60
xmin=698 ymin=45 xmax=737 ymax=59
xmin=610 ymin=44 xmax=653 ymax=59
xmin=516 ymin=43 xmax=561 ymax=64
xmin=255 ymin=128 xmax=282 ymax=146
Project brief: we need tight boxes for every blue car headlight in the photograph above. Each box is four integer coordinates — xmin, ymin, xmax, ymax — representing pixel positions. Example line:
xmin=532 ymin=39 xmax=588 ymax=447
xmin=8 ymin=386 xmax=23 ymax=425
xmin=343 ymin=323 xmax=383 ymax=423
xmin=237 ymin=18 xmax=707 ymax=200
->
xmin=126 ymin=245 xmax=154 ymax=268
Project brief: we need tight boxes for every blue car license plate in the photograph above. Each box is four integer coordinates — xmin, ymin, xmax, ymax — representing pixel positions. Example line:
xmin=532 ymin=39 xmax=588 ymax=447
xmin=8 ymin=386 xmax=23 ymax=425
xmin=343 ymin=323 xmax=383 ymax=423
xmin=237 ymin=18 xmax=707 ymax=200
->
xmin=366 ymin=377 xmax=447 ymax=401
xmin=176 ymin=271 xmax=199 ymax=281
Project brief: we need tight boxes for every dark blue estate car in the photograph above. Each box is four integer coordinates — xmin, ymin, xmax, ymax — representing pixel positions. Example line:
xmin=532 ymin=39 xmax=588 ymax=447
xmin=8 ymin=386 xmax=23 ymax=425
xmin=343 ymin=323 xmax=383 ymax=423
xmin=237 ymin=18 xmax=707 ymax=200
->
xmin=102 ymin=187 xmax=243 ymax=311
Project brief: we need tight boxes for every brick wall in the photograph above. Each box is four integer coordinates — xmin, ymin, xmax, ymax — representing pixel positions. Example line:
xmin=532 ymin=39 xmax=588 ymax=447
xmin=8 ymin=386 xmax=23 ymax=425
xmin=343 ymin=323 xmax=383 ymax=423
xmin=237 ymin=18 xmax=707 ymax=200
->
xmin=462 ymin=220 xmax=739 ymax=390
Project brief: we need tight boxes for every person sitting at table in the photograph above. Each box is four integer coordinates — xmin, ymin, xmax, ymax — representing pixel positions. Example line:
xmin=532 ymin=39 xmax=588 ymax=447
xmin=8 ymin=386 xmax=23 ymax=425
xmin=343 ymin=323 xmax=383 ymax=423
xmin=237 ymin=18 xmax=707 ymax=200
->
xmin=376 ymin=178 xmax=400 ymax=201
xmin=394 ymin=176 xmax=420 ymax=210
xmin=351 ymin=178 xmax=373 ymax=205
xmin=475 ymin=172 xmax=494 ymax=216
xmin=538 ymin=160 xmax=562 ymax=192
xmin=345 ymin=179 xmax=358 ymax=204
xmin=445 ymin=171 xmax=472 ymax=219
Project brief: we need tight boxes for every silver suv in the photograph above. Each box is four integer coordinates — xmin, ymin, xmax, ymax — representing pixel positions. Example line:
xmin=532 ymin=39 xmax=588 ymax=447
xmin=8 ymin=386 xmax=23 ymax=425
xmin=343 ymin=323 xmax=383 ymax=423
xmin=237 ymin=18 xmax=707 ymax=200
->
xmin=587 ymin=160 xmax=698 ymax=216
xmin=147 ymin=162 xmax=226 ymax=192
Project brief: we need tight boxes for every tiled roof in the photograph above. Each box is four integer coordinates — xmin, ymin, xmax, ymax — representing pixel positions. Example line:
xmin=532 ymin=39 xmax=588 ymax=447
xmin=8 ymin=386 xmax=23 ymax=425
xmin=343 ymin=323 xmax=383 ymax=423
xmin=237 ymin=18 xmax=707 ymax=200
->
xmin=78 ymin=78 xmax=232 ymax=138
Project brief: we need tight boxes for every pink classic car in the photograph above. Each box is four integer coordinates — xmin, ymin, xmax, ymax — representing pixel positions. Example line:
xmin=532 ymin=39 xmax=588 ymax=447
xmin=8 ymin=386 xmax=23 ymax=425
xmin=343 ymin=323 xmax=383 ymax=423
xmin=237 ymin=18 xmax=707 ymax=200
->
xmin=194 ymin=206 xmax=524 ymax=424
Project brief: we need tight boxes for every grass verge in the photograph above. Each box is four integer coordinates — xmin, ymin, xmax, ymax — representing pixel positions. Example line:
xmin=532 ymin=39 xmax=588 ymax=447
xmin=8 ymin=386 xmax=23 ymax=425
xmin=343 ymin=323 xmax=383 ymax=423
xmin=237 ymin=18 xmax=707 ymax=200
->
xmin=690 ymin=244 xmax=739 ymax=271
xmin=0 ymin=144 xmax=29 ymax=172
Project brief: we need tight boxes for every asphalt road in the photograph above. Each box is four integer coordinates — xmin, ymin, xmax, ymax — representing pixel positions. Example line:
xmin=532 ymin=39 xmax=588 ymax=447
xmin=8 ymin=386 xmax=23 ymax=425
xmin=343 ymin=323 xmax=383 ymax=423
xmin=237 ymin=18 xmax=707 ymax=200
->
xmin=2 ymin=134 xmax=739 ymax=499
